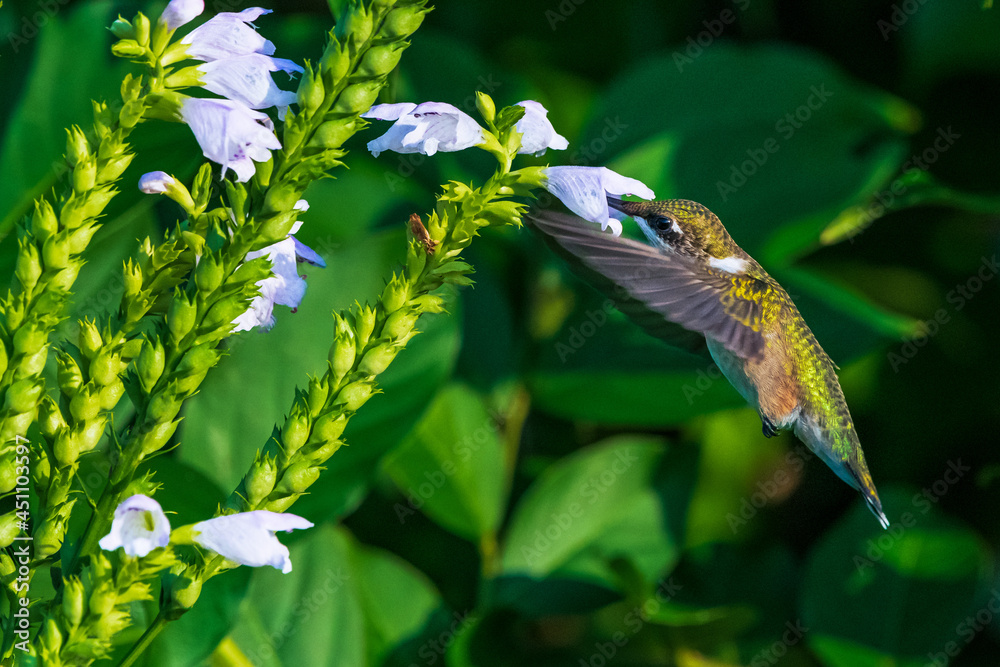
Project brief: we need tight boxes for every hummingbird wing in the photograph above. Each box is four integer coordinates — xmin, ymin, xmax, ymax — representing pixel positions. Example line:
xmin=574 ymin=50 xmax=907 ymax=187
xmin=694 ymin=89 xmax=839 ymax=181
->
xmin=530 ymin=211 xmax=777 ymax=361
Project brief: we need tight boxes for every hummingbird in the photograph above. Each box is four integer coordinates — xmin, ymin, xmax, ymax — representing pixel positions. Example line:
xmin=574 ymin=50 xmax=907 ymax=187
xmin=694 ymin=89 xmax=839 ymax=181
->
xmin=532 ymin=198 xmax=889 ymax=529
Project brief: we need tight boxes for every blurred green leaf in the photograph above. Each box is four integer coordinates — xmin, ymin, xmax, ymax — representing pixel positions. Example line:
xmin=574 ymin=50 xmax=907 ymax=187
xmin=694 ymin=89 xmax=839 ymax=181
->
xmin=382 ymin=383 xmax=507 ymax=542
xmin=0 ymin=0 xmax=126 ymax=237
xmin=500 ymin=436 xmax=681 ymax=594
xmin=588 ymin=43 xmax=916 ymax=264
xmin=801 ymin=487 xmax=992 ymax=666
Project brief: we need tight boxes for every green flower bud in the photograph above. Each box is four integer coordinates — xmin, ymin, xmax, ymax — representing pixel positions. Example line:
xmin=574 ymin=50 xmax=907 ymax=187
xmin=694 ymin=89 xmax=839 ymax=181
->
xmin=502 ymin=166 xmax=547 ymax=193
xmin=99 ymin=382 xmax=124 ymax=411
xmin=358 ymin=43 xmax=405 ymax=79
xmin=195 ymin=253 xmax=224 ymax=294
xmin=307 ymin=118 xmax=358 ymax=150
xmin=4 ymin=378 xmax=43 ymax=414
xmin=167 ymin=291 xmax=197 ymax=343
xmin=0 ymin=454 xmax=17 ymax=494
xmin=331 ymin=81 xmax=382 ymax=115
xmin=352 ymin=303 xmax=377 ymax=347
xmin=40 ymin=618 xmax=63 ymax=655
xmin=0 ymin=341 xmax=6 ymax=379
xmin=62 ymin=577 xmax=86 ymax=628
xmin=336 ymin=5 xmax=373 ymax=45
xmin=123 ymin=259 xmax=143 ymax=298
xmin=37 ymin=398 xmax=64 ymax=441
xmin=13 ymin=318 xmax=46 ymax=357
xmin=264 ymin=495 xmax=299 ymax=513
xmin=305 ymin=438 xmax=343 ymax=463
xmin=380 ymin=5 xmax=429 ymax=40
xmin=245 ymin=454 xmax=277 ymax=507
xmin=0 ymin=553 xmax=15 ymax=580
xmin=31 ymin=200 xmax=58 ymax=241
xmin=68 ymin=221 xmax=100 ymax=254
xmin=381 ymin=275 xmax=409 ymax=313
xmin=15 ymin=239 xmax=42 ymax=292
xmin=133 ymin=12 xmax=151 ymax=46
xmin=137 ymin=418 xmax=181 ymax=455
xmin=138 ymin=338 xmax=165 ymax=393
xmin=53 ymin=430 xmax=80 ymax=467
xmin=276 ymin=459 xmax=320 ymax=495
xmin=78 ymin=319 xmax=103 ymax=361
xmin=112 ymin=39 xmax=146 ymax=58
xmin=481 ymin=199 xmax=526 ymax=227
xmin=58 ymin=194 xmax=86 ymax=230
xmin=56 ymin=352 xmax=84 ymax=394
xmin=78 ymin=417 xmax=107 ymax=454
xmin=110 ymin=17 xmax=134 ymax=39
xmin=382 ymin=308 xmax=419 ymax=342
xmin=42 ymin=232 xmax=70 ymax=270
xmin=336 ymin=379 xmax=376 ymax=411
xmin=281 ymin=402 xmax=311 ymax=454
xmin=34 ymin=500 xmax=75 ymax=559
xmin=329 ymin=331 xmax=356 ymax=383
xmin=177 ymin=343 xmax=222 ymax=375
xmin=65 ymin=127 xmax=89 ymax=167
xmin=311 ymin=412 xmax=347 ymax=444
xmin=73 ymin=156 xmax=98 ymax=193
xmin=0 ymin=511 xmax=20 ymax=549
xmin=168 ymin=574 xmax=202 ymax=612
xmin=358 ymin=341 xmax=399 ymax=376
xmin=69 ymin=384 xmax=101 ymax=422
xmin=320 ymin=39 xmax=350 ymax=82
xmin=410 ymin=293 xmax=445 ymax=314
xmin=147 ymin=390 xmax=181 ymax=423
xmin=90 ymin=349 xmax=118 ymax=386
xmin=307 ymin=377 xmax=329 ymax=417
xmin=83 ymin=185 xmax=116 ymax=219
xmin=191 ymin=163 xmax=214 ymax=211
xmin=297 ymin=65 xmax=325 ymax=115
xmin=97 ymin=152 xmax=135 ymax=184
xmin=476 ymin=92 xmax=496 ymax=125
xmin=118 ymin=581 xmax=153 ymax=604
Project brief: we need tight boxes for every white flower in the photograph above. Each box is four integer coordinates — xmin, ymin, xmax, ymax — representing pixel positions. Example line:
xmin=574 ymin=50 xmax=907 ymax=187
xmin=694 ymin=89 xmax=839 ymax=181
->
xmin=543 ymin=166 xmax=655 ymax=236
xmin=198 ymin=54 xmax=303 ymax=119
xmin=160 ymin=0 xmax=204 ymax=30
xmin=515 ymin=101 xmax=568 ymax=156
xmin=181 ymin=8 xmax=276 ymax=62
xmin=99 ymin=495 xmax=171 ymax=558
xmin=138 ymin=171 xmax=175 ymax=194
xmin=362 ymin=102 xmax=486 ymax=157
xmin=180 ymin=98 xmax=281 ymax=182
xmin=233 ymin=200 xmax=325 ymax=332
xmin=192 ymin=511 xmax=313 ymax=573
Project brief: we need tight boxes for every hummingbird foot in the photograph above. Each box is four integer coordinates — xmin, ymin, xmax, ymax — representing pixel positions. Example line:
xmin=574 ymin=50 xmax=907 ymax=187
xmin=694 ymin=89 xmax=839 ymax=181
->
xmin=761 ymin=415 xmax=780 ymax=438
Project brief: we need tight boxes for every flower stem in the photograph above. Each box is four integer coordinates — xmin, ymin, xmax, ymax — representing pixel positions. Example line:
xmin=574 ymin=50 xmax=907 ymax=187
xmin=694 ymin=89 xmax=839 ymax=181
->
xmin=118 ymin=609 xmax=170 ymax=667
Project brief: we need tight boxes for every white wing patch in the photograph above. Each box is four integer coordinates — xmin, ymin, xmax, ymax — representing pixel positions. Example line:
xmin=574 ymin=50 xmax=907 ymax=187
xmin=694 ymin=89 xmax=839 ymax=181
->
xmin=708 ymin=255 xmax=748 ymax=274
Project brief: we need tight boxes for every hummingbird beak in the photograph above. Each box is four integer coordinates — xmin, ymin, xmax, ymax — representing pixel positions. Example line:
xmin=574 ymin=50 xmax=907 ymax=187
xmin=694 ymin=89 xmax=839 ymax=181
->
xmin=607 ymin=196 xmax=644 ymax=217
xmin=607 ymin=197 xmax=663 ymax=247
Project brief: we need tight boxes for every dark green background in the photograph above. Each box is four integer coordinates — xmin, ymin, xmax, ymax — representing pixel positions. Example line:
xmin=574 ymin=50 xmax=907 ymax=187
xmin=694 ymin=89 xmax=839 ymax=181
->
xmin=1 ymin=0 xmax=998 ymax=665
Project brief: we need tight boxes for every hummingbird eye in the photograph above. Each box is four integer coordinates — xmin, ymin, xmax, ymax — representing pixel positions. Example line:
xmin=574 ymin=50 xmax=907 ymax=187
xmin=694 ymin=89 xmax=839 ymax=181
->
xmin=653 ymin=217 xmax=673 ymax=232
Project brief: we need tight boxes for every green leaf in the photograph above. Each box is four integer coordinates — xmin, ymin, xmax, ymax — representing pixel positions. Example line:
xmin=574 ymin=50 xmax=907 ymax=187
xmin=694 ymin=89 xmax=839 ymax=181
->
xmin=222 ymin=524 xmax=441 ymax=666
xmin=801 ymin=487 xmax=993 ymax=666
xmin=381 ymin=383 xmax=507 ymax=542
xmin=500 ymin=436 xmax=679 ymax=585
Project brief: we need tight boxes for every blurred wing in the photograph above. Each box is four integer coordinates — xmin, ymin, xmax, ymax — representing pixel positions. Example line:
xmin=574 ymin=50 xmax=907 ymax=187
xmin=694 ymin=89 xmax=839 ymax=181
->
xmin=530 ymin=211 xmax=775 ymax=360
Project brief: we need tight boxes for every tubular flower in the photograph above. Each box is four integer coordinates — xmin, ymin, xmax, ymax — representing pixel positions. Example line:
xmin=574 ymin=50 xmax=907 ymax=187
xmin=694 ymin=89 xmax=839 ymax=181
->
xmin=191 ymin=511 xmax=313 ymax=573
xmin=362 ymin=102 xmax=486 ymax=157
xmin=515 ymin=101 xmax=568 ymax=156
xmin=180 ymin=7 xmax=277 ymax=61
xmin=159 ymin=0 xmax=204 ymax=30
xmin=99 ymin=495 xmax=171 ymax=558
xmin=543 ymin=166 xmax=655 ymax=236
xmin=197 ymin=54 xmax=303 ymax=119
xmin=180 ymin=97 xmax=281 ymax=182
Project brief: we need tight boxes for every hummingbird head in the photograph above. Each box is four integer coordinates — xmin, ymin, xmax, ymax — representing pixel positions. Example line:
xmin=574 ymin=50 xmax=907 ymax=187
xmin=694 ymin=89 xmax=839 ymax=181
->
xmin=607 ymin=198 xmax=741 ymax=261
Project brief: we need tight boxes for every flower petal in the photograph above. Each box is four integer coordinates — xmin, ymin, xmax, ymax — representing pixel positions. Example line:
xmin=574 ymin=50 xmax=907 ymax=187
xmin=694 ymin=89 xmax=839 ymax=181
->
xmin=160 ymin=0 xmax=204 ymax=30
xmin=197 ymin=54 xmax=303 ymax=117
xmin=542 ymin=166 xmax=655 ymax=236
xmin=99 ymin=495 xmax=171 ymax=557
xmin=193 ymin=511 xmax=313 ymax=573
xmin=364 ymin=101 xmax=485 ymax=157
xmin=180 ymin=98 xmax=281 ymax=182
xmin=138 ymin=171 xmax=175 ymax=194
xmin=181 ymin=7 xmax=276 ymax=61
xmin=515 ymin=101 xmax=568 ymax=156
